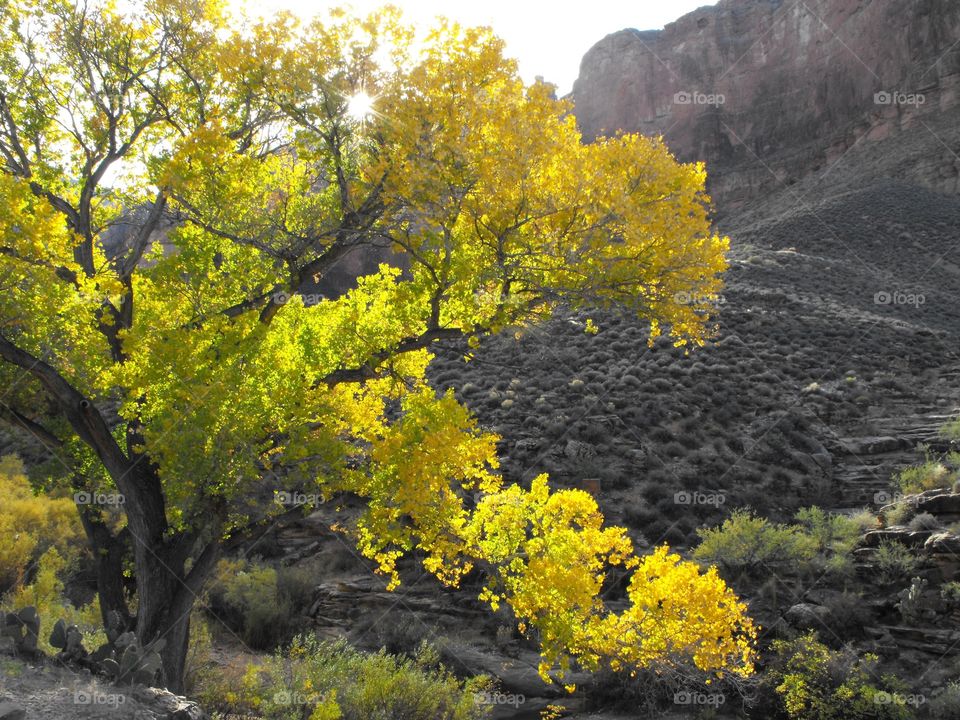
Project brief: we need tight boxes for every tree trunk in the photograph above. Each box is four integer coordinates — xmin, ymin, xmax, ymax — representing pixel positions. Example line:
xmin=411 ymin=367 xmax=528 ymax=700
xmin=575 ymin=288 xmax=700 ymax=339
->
xmin=76 ymin=507 xmax=133 ymax=635
xmin=132 ymin=534 xmax=222 ymax=693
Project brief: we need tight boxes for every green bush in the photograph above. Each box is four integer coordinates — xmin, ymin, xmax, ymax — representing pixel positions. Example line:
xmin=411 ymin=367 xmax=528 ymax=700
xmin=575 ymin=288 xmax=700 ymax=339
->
xmin=940 ymin=416 xmax=960 ymax=442
xmin=928 ymin=681 xmax=960 ymax=718
xmin=0 ymin=455 xmax=86 ymax=596
xmin=895 ymin=459 xmax=953 ymax=495
xmin=209 ymin=559 xmax=314 ymax=650
xmin=794 ymin=507 xmax=872 ymax=577
xmin=874 ymin=541 xmax=919 ymax=585
xmin=764 ymin=633 xmax=912 ymax=720
xmin=198 ymin=636 xmax=492 ymax=720
xmin=2 ymin=547 xmax=103 ymax=654
xmin=693 ymin=510 xmax=817 ymax=578
xmin=941 ymin=581 xmax=960 ymax=608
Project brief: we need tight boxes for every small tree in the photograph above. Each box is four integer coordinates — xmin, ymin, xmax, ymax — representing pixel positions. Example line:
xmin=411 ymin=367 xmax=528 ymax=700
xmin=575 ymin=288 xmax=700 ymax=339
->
xmin=0 ymin=0 xmax=748 ymax=691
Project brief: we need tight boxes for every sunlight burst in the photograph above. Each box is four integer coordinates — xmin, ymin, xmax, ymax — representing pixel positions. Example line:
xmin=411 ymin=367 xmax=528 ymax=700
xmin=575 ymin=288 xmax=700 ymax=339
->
xmin=347 ymin=91 xmax=376 ymax=121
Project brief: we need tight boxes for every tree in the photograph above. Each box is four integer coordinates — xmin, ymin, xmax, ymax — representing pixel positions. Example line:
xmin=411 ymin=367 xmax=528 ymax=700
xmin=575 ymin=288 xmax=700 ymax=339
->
xmin=0 ymin=0 xmax=750 ymax=692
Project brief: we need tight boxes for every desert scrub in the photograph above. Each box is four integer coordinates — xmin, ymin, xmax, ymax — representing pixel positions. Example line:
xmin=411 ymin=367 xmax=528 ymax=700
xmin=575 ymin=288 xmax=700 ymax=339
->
xmin=0 ymin=454 xmax=85 ymax=594
xmin=762 ymin=633 xmax=912 ymax=720
xmin=693 ymin=510 xmax=817 ymax=579
xmin=2 ymin=547 xmax=103 ymax=654
xmin=874 ymin=541 xmax=920 ymax=585
xmin=895 ymin=456 xmax=953 ymax=495
xmin=906 ymin=512 xmax=939 ymax=531
xmin=208 ymin=559 xmax=314 ymax=650
xmin=793 ymin=506 xmax=873 ymax=576
xmin=198 ymin=636 xmax=492 ymax=720
xmin=940 ymin=416 xmax=960 ymax=442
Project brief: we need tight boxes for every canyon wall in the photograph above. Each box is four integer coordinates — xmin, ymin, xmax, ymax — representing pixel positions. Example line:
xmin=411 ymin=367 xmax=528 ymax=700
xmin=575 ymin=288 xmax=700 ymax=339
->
xmin=572 ymin=0 xmax=960 ymax=210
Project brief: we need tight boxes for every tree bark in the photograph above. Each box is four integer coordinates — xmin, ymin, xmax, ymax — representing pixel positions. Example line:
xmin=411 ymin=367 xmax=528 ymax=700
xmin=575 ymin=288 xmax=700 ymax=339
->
xmin=132 ymin=534 xmax=222 ymax=692
xmin=76 ymin=507 xmax=133 ymax=635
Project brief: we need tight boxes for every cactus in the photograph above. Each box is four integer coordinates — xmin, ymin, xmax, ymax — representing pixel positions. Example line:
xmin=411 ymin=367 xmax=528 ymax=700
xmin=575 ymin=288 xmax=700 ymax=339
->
xmin=1 ymin=607 xmax=40 ymax=656
xmin=99 ymin=634 xmax=165 ymax=686
xmin=50 ymin=619 xmax=88 ymax=661
xmin=37 ymin=610 xmax=164 ymax=687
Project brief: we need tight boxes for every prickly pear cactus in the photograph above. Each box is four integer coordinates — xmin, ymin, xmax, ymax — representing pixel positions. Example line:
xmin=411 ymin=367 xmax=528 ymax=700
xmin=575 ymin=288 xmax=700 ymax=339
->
xmin=99 ymin=633 xmax=165 ymax=686
xmin=50 ymin=618 xmax=89 ymax=661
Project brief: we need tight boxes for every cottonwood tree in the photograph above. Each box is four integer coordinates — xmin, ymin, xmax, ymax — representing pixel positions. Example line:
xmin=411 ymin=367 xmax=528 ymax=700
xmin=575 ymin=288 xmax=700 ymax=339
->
xmin=0 ymin=0 xmax=753 ymax=692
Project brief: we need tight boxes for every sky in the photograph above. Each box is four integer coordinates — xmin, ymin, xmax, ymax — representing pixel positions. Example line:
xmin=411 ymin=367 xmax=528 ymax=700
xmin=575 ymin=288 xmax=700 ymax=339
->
xmin=232 ymin=1 xmax=718 ymax=95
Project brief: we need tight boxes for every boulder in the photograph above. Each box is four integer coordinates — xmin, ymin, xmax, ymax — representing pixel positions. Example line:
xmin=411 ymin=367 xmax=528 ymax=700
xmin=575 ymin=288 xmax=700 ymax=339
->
xmin=785 ymin=603 xmax=831 ymax=631
xmin=861 ymin=528 xmax=932 ymax=548
xmin=564 ymin=440 xmax=597 ymax=460
xmin=842 ymin=437 xmax=907 ymax=455
xmin=924 ymin=532 xmax=960 ymax=555
xmin=133 ymin=688 xmax=208 ymax=720
xmin=0 ymin=703 xmax=25 ymax=720
xmin=917 ymin=493 xmax=960 ymax=518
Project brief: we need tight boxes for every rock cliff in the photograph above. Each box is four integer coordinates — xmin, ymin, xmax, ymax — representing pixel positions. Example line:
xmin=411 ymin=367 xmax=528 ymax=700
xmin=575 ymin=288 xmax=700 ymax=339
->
xmin=572 ymin=0 xmax=960 ymax=210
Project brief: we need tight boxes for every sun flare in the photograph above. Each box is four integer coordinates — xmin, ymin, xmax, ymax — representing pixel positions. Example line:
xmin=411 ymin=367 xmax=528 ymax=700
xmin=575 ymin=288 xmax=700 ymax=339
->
xmin=347 ymin=91 xmax=376 ymax=121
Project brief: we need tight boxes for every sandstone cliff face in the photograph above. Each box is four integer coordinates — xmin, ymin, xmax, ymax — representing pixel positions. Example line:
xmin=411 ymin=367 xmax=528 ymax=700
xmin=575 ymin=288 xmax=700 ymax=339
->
xmin=572 ymin=0 xmax=960 ymax=210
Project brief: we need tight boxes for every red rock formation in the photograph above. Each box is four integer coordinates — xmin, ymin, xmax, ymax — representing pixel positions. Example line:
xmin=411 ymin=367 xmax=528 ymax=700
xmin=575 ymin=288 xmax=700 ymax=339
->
xmin=572 ymin=0 xmax=960 ymax=209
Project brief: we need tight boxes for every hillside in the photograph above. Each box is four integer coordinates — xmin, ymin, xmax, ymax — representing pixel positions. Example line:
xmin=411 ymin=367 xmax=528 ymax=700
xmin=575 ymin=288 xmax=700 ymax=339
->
xmin=427 ymin=179 xmax=960 ymax=549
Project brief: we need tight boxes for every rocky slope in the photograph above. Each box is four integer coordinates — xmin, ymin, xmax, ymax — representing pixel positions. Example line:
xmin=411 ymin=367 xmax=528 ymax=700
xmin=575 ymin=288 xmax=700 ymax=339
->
xmin=572 ymin=0 xmax=960 ymax=210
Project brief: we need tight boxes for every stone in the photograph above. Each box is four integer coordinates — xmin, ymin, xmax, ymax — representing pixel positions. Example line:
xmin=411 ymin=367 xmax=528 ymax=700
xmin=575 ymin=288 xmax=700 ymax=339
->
xmin=0 ymin=703 xmax=25 ymax=720
xmin=842 ymin=437 xmax=907 ymax=455
xmin=924 ymin=532 xmax=960 ymax=555
xmin=133 ymin=688 xmax=208 ymax=720
xmin=861 ymin=528 xmax=932 ymax=548
xmin=785 ymin=603 xmax=831 ymax=631
xmin=564 ymin=440 xmax=597 ymax=460
xmin=917 ymin=494 xmax=960 ymax=517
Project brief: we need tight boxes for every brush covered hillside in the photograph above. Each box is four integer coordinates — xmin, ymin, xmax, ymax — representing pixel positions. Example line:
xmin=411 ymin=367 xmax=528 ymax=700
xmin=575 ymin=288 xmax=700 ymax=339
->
xmin=429 ymin=177 xmax=960 ymax=537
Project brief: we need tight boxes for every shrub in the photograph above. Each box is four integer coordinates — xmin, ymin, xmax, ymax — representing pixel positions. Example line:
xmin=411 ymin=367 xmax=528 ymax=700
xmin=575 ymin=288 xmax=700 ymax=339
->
xmin=895 ymin=459 xmax=953 ymax=495
xmin=197 ymin=636 xmax=491 ymax=720
xmin=0 ymin=455 xmax=85 ymax=595
xmin=907 ymin=512 xmax=940 ymax=531
xmin=874 ymin=541 xmax=919 ymax=585
xmin=885 ymin=500 xmax=917 ymax=527
xmin=2 ymin=547 xmax=103 ymax=654
xmin=693 ymin=510 xmax=817 ymax=579
xmin=929 ymin=680 xmax=960 ymax=718
xmin=763 ymin=633 xmax=911 ymax=720
xmin=940 ymin=417 xmax=960 ymax=442
xmin=820 ymin=592 xmax=871 ymax=642
xmin=209 ymin=559 xmax=314 ymax=650
xmin=941 ymin=581 xmax=960 ymax=608
xmin=794 ymin=507 xmax=872 ymax=577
